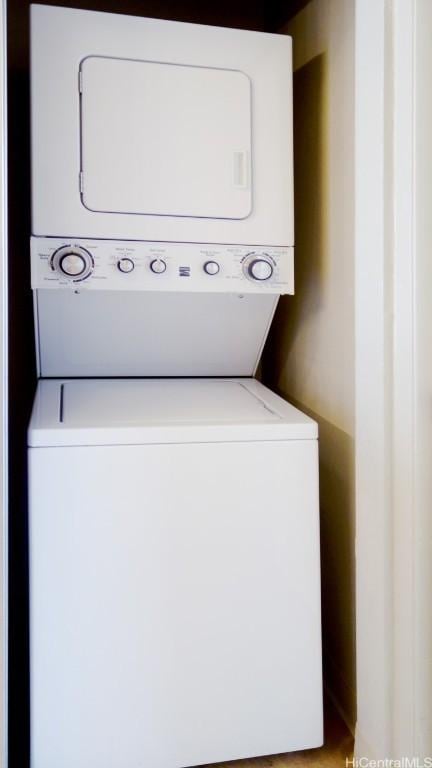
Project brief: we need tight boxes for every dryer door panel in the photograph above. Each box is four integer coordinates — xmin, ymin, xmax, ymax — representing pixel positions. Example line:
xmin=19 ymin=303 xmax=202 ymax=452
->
xmin=80 ymin=57 xmax=252 ymax=220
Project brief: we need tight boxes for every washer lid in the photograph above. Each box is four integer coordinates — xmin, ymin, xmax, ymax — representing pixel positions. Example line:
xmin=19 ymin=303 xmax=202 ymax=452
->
xmin=80 ymin=56 xmax=252 ymax=220
xmin=28 ymin=379 xmax=318 ymax=447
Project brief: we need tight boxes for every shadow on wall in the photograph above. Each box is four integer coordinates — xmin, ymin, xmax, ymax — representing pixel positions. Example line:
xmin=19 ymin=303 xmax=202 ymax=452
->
xmin=266 ymin=53 xmax=327 ymax=374
xmin=262 ymin=52 xmax=356 ymax=727
xmin=316 ymin=414 xmax=355 ymax=726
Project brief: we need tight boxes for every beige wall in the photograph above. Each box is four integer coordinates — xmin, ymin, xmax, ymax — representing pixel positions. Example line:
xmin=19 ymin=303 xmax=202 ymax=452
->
xmin=262 ymin=0 xmax=356 ymax=728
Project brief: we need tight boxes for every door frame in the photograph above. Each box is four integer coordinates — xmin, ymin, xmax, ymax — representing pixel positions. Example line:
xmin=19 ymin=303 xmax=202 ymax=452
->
xmin=355 ymin=0 xmax=418 ymax=758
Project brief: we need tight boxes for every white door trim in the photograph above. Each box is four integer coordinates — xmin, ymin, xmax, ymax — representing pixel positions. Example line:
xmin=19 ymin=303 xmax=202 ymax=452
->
xmin=391 ymin=0 xmax=416 ymax=756
xmin=354 ymin=0 xmax=393 ymax=757
xmin=355 ymin=0 xmax=419 ymax=758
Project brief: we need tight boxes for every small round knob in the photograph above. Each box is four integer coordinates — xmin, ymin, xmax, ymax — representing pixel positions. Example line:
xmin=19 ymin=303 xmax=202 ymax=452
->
xmin=203 ymin=261 xmax=220 ymax=275
xmin=117 ymin=258 xmax=134 ymax=273
xmin=51 ymin=246 xmax=94 ymax=281
xmin=150 ymin=258 xmax=167 ymax=274
xmin=247 ymin=258 xmax=273 ymax=281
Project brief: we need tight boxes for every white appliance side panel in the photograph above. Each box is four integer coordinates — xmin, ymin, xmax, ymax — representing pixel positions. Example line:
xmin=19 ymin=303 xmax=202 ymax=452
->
xmin=81 ymin=57 xmax=252 ymax=219
xmin=31 ymin=5 xmax=293 ymax=246
xmin=35 ymin=291 xmax=278 ymax=377
xmin=29 ymin=440 xmax=323 ymax=768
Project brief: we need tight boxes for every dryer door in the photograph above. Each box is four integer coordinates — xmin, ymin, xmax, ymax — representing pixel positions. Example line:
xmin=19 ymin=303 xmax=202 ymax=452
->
xmin=80 ymin=57 xmax=252 ymax=220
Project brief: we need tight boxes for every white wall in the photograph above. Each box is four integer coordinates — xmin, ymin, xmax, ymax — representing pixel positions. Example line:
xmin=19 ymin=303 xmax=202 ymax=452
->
xmin=263 ymin=0 xmax=356 ymax=729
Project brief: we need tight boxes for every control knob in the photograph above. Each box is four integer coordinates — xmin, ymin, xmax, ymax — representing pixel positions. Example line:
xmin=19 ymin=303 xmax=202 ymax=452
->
xmin=51 ymin=246 xmax=94 ymax=281
xmin=203 ymin=261 xmax=220 ymax=275
xmin=243 ymin=253 xmax=274 ymax=282
xmin=150 ymin=258 xmax=167 ymax=274
xmin=117 ymin=258 xmax=135 ymax=273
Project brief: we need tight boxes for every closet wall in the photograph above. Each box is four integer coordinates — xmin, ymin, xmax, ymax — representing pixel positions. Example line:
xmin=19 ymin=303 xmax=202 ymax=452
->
xmin=262 ymin=0 xmax=356 ymax=729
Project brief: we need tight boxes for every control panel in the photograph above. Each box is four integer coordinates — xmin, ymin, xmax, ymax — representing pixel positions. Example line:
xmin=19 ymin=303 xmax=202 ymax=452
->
xmin=31 ymin=238 xmax=294 ymax=294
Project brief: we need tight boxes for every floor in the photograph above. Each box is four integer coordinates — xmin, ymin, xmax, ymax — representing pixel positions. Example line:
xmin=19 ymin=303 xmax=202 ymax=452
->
xmin=201 ymin=698 xmax=354 ymax=768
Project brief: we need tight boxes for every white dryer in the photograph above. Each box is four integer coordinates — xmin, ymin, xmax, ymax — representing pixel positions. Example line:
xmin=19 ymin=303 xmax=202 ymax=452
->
xmin=30 ymin=4 xmax=294 ymax=378
xmin=30 ymin=5 xmax=293 ymax=248
xmin=28 ymin=378 xmax=323 ymax=768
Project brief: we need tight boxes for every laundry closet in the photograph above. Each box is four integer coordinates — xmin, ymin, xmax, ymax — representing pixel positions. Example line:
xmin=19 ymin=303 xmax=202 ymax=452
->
xmin=7 ymin=1 xmax=356 ymax=766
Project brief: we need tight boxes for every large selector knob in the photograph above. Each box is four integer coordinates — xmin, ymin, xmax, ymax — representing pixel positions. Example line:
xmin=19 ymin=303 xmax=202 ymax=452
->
xmin=243 ymin=253 xmax=274 ymax=282
xmin=51 ymin=246 xmax=94 ymax=281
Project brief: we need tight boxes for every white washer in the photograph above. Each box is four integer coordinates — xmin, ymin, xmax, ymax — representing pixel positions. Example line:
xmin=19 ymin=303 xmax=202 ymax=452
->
xmin=28 ymin=378 xmax=323 ymax=768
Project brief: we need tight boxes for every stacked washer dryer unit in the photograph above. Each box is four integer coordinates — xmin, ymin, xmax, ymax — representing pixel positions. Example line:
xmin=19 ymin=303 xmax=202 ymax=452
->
xmin=28 ymin=5 xmax=323 ymax=768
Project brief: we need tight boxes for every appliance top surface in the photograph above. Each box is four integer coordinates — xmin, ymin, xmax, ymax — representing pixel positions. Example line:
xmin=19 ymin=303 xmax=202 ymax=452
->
xmin=28 ymin=378 xmax=318 ymax=446
xmin=30 ymin=3 xmax=286 ymax=37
